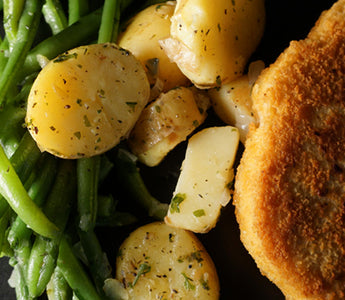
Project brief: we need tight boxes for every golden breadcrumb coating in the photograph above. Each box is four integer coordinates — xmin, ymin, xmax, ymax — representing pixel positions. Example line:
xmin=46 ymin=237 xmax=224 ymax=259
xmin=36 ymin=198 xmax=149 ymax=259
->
xmin=234 ymin=1 xmax=345 ymax=299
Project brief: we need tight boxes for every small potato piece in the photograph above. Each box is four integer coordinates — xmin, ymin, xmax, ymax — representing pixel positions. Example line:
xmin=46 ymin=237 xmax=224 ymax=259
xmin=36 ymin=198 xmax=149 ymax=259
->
xmin=165 ymin=126 xmax=239 ymax=233
xmin=160 ymin=0 xmax=265 ymax=88
xmin=26 ymin=43 xmax=150 ymax=159
xmin=116 ymin=221 xmax=220 ymax=299
xmin=208 ymin=75 xmax=256 ymax=143
xmin=118 ymin=1 xmax=189 ymax=92
xmin=128 ymin=86 xmax=210 ymax=166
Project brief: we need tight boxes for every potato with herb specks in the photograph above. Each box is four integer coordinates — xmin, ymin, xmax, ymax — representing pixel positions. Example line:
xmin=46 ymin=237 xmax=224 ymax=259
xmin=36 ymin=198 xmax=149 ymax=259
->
xmin=128 ymin=86 xmax=210 ymax=166
xmin=118 ymin=1 xmax=190 ymax=93
xmin=115 ymin=221 xmax=220 ymax=299
xmin=209 ymin=75 xmax=257 ymax=143
xmin=26 ymin=43 xmax=150 ymax=159
xmin=165 ymin=126 xmax=239 ymax=233
xmin=160 ymin=0 xmax=265 ymax=88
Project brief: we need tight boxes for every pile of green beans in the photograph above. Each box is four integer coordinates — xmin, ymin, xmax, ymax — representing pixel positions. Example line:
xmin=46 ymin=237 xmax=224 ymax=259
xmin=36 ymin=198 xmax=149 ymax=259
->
xmin=0 ymin=0 xmax=168 ymax=299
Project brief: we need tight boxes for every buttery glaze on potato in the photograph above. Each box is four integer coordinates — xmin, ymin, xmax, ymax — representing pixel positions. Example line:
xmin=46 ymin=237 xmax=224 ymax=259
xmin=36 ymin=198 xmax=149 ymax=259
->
xmin=115 ymin=222 xmax=220 ymax=299
xmin=26 ymin=43 xmax=150 ymax=159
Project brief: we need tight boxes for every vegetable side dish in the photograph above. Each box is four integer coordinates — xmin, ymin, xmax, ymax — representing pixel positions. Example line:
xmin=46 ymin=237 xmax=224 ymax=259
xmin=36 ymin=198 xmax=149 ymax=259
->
xmin=0 ymin=0 xmax=342 ymax=300
xmin=0 ymin=0 xmax=264 ymax=299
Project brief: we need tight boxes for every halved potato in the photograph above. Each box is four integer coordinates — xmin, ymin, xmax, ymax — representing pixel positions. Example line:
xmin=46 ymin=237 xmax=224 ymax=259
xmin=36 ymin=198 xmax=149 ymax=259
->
xmin=128 ymin=86 xmax=210 ymax=166
xmin=118 ymin=1 xmax=190 ymax=93
xmin=26 ymin=43 xmax=150 ymax=159
xmin=160 ymin=0 xmax=265 ymax=88
xmin=165 ymin=126 xmax=239 ymax=233
xmin=115 ymin=221 xmax=220 ymax=299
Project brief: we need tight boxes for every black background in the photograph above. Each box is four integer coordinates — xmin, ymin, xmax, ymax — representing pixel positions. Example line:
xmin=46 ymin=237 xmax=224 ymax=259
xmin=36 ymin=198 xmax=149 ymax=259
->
xmin=0 ymin=0 xmax=338 ymax=299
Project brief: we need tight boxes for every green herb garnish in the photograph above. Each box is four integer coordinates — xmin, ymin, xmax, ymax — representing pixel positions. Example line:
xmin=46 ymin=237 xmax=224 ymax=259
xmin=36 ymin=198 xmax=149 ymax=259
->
xmin=170 ymin=193 xmax=186 ymax=213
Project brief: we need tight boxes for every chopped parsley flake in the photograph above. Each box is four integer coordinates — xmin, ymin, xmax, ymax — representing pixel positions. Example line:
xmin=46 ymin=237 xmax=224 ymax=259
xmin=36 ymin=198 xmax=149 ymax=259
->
xmin=155 ymin=105 xmax=161 ymax=113
xmin=126 ymin=102 xmax=138 ymax=111
xmin=182 ymin=273 xmax=195 ymax=291
xmin=200 ymin=278 xmax=210 ymax=290
xmin=130 ymin=263 xmax=151 ymax=287
xmin=53 ymin=52 xmax=78 ymax=63
xmin=74 ymin=132 xmax=81 ymax=139
xmin=83 ymin=115 xmax=91 ymax=127
xmin=170 ymin=193 xmax=186 ymax=213
xmin=193 ymin=120 xmax=199 ymax=127
xmin=216 ymin=75 xmax=222 ymax=86
xmin=193 ymin=209 xmax=206 ymax=217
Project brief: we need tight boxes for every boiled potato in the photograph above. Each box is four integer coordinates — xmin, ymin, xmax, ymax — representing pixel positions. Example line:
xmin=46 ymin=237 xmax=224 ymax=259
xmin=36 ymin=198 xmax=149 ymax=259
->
xmin=160 ymin=0 xmax=265 ymax=88
xmin=165 ymin=126 xmax=239 ymax=233
xmin=118 ymin=1 xmax=190 ymax=93
xmin=208 ymin=76 xmax=255 ymax=143
xmin=115 ymin=221 xmax=220 ymax=299
xmin=26 ymin=43 xmax=150 ymax=159
xmin=208 ymin=60 xmax=264 ymax=143
xmin=128 ymin=86 xmax=210 ymax=167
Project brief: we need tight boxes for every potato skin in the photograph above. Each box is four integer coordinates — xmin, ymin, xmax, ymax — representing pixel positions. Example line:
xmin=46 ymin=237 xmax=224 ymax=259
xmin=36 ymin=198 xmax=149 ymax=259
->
xmin=118 ymin=1 xmax=190 ymax=92
xmin=26 ymin=43 xmax=150 ymax=159
xmin=160 ymin=0 xmax=266 ymax=88
xmin=116 ymin=222 xmax=220 ymax=299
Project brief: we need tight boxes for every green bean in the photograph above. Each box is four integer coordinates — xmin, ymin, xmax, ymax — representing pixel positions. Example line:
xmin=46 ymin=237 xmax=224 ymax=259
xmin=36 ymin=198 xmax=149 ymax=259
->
xmin=42 ymin=0 xmax=68 ymax=35
xmin=98 ymin=154 xmax=114 ymax=184
xmin=111 ymin=1 xmax=121 ymax=42
xmin=10 ymin=71 xmax=37 ymax=105
xmin=0 ymin=143 xmax=60 ymax=239
xmin=0 ymin=0 xmax=43 ymax=107
xmin=0 ymin=132 xmax=41 ymax=218
xmin=96 ymin=211 xmax=138 ymax=227
xmin=68 ymin=0 xmax=89 ymax=25
xmin=78 ymin=229 xmax=112 ymax=295
xmin=98 ymin=0 xmax=120 ymax=43
xmin=0 ymin=103 xmax=26 ymax=158
xmin=77 ymin=156 xmax=100 ymax=232
xmin=8 ymin=154 xmax=58 ymax=249
xmin=47 ymin=266 xmax=73 ymax=300
xmin=19 ymin=6 xmax=102 ymax=79
xmin=0 ymin=209 xmax=10 ymax=255
xmin=9 ymin=263 xmax=32 ymax=300
xmin=10 ymin=132 xmax=42 ymax=184
xmin=96 ymin=195 xmax=137 ymax=227
xmin=57 ymin=236 xmax=101 ymax=300
xmin=3 ymin=0 xmax=25 ymax=47
xmin=0 ymin=37 xmax=10 ymax=73
xmin=27 ymin=159 xmax=76 ymax=297
xmin=110 ymin=148 xmax=168 ymax=220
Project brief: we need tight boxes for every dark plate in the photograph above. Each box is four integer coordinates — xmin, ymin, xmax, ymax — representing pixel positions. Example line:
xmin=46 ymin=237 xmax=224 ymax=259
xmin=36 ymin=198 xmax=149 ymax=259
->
xmin=0 ymin=1 xmax=338 ymax=299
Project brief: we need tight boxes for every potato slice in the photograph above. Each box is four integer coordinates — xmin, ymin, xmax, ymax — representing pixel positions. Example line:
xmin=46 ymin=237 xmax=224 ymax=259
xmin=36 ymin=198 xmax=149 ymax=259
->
xmin=128 ymin=86 xmax=210 ymax=166
xmin=118 ymin=1 xmax=190 ymax=93
xmin=115 ymin=221 xmax=220 ymax=299
xmin=160 ymin=0 xmax=265 ymax=88
xmin=165 ymin=126 xmax=239 ymax=233
xmin=208 ymin=75 xmax=256 ymax=143
xmin=26 ymin=43 xmax=150 ymax=159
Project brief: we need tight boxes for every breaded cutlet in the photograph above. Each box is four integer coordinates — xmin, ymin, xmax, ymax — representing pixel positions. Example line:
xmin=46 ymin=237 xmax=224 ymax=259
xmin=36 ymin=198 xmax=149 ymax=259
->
xmin=233 ymin=0 xmax=345 ymax=299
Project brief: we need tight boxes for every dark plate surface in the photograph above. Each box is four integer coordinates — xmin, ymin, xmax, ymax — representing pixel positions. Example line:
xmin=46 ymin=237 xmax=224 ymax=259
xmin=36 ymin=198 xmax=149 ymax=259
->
xmin=0 ymin=1 xmax=338 ymax=299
